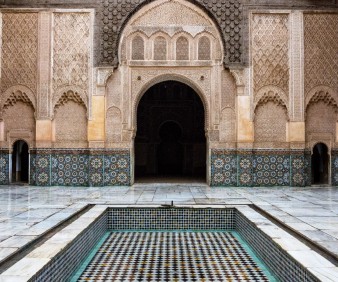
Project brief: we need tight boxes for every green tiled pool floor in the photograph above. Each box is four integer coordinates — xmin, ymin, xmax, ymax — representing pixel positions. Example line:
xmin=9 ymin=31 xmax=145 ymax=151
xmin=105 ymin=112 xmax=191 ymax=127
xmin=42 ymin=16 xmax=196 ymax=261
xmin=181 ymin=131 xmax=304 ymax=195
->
xmin=72 ymin=231 xmax=276 ymax=281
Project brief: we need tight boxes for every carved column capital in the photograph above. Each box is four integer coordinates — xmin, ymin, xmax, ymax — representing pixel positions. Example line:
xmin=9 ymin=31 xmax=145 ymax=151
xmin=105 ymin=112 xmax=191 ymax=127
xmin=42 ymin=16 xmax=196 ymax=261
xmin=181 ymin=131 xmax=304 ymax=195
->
xmin=96 ymin=67 xmax=115 ymax=87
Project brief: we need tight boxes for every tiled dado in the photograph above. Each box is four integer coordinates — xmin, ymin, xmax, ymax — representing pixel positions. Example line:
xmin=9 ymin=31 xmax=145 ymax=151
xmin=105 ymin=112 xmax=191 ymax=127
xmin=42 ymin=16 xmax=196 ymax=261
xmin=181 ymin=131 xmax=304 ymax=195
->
xmin=332 ymin=149 xmax=338 ymax=186
xmin=0 ymin=149 xmax=10 ymax=185
xmin=211 ymin=149 xmax=311 ymax=187
xmin=30 ymin=149 xmax=131 ymax=186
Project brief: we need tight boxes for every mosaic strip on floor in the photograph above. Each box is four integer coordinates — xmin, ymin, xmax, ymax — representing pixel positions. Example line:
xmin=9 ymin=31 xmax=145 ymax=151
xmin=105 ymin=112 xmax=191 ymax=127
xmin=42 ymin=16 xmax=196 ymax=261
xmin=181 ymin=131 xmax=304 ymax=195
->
xmin=30 ymin=149 xmax=131 ymax=186
xmin=77 ymin=231 xmax=271 ymax=282
xmin=211 ymin=149 xmax=311 ymax=187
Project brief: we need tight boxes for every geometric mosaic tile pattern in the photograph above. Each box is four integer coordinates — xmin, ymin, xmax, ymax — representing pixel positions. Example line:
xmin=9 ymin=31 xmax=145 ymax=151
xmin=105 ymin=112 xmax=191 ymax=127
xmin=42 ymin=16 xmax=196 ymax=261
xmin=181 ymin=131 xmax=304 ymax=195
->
xmin=252 ymin=153 xmax=290 ymax=186
xmin=32 ymin=213 xmax=107 ymax=282
xmin=30 ymin=149 xmax=131 ymax=186
xmin=77 ymin=231 xmax=271 ymax=282
xmin=332 ymin=149 xmax=338 ymax=186
xmin=109 ymin=208 xmax=235 ymax=230
xmin=236 ymin=211 xmax=318 ymax=282
xmin=211 ymin=150 xmax=237 ymax=187
xmin=0 ymin=149 xmax=10 ymax=185
xmin=52 ymin=151 xmax=89 ymax=186
xmin=211 ymin=149 xmax=311 ymax=187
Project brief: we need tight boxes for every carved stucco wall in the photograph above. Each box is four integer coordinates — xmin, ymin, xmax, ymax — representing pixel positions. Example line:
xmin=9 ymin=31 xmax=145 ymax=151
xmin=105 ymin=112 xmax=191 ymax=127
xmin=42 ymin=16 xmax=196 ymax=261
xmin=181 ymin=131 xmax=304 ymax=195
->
xmin=251 ymin=13 xmax=290 ymax=147
xmin=1 ymin=13 xmax=38 ymax=95
xmin=219 ymin=70 xmax=236 ymax=143
xmin=0 ymin=13 xmax=38 ymax=146
xmin=306 ymin=101 xmax=336 ymax=145
xmin=304 ymin=14 xmax=338 ymax=147
xmin=254 ymin=101 xmax=288 ymax=148
xmin=100 ymin=0 xmax=242 ymax=66
xmin=304 ymin=14 xmax=338 ymax=97
xmin=121 ymin=0 xmax=223 ymax=63
xmin=2 ymin=101 xmax=35 ymax=146
xmin=54 ymin=100 xmax=88 ymax=148
xmin=251 ymin=13 xmax=289 ymax=97
xmin=104 ymin=0 xmax=229 ymax=151
xmin=52 ymin=12 xmax=91 ymax=110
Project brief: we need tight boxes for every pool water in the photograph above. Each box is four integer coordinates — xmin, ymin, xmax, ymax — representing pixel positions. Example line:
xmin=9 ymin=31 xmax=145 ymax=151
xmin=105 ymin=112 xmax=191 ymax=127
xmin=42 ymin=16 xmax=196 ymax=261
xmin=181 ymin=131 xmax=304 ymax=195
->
xmin=71 ymin=231 xmax=277 ymax=282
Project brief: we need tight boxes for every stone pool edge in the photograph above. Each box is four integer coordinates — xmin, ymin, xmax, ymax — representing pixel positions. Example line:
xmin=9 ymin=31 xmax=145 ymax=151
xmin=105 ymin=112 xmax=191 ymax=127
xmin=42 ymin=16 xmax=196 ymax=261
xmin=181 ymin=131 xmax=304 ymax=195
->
xmin=0 ymin=205 xmax=337 ymax=281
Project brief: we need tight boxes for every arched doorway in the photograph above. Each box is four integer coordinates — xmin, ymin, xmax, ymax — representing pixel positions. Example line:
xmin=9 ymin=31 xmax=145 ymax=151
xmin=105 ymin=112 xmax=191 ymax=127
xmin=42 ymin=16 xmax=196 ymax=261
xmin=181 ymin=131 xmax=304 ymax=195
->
xmin=135 ymin=81 xmax=206 ymax=182
xmin=311 ymin=143 xmax=329 ymax=185
xmin=12 ymin=140 xmax=29 ymax=183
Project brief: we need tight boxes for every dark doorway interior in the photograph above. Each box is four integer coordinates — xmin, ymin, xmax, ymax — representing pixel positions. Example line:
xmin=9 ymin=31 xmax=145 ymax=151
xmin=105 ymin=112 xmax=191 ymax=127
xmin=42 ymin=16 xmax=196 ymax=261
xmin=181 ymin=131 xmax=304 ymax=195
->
xmin=135 ymin=81 xmax=206 ymax=181
xmin=12 ymin=140 xmax=29 ymax=183
xmin=312 ymin=143 xmax=329 ymax=185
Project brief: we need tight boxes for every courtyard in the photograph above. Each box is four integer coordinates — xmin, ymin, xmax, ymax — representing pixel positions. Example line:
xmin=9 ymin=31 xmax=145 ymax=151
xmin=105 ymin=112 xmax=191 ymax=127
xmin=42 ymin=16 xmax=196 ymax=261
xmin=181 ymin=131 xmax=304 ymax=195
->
xmin=0 ymin=184 xmax=338 ymax=280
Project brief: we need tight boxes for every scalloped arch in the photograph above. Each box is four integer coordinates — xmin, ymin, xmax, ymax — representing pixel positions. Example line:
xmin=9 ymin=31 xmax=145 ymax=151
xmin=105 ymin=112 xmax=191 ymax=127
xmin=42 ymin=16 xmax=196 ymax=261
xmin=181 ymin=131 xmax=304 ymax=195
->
xmin=254 ymin=86 xmax=289 ymax=118
xmin=305 ymin=86 xmax=338 ymax=112
xmin=1 ymin=85 xmax=36 ymax=111
xmin=53 ymin=86 xmax=88 ymax=111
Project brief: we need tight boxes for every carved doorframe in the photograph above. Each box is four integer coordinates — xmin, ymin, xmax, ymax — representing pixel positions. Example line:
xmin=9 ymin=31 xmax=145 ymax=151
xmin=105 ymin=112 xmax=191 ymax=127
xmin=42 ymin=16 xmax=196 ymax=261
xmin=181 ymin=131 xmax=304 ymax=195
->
xmin=130 ymin=70 xmax=211 ymax=185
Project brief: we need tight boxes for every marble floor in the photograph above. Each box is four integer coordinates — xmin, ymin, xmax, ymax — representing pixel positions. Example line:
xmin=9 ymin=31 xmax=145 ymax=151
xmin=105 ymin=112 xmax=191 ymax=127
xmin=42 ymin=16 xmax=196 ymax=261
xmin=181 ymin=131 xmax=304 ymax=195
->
xmin=0 ymin=183 xmax=338 ymax=269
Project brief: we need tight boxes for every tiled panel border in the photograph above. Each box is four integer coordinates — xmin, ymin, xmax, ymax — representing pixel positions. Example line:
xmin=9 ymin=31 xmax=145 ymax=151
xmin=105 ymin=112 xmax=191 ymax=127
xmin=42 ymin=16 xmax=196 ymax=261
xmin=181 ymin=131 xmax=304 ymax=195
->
xmin=30 ymin=149 xmax=131 ymax=186
xmin=236 ymin=209 xmax=319 ymax=282
xmin=108 ymin=208 xmax=236 ymax=230
xmin=211 ymin=149 xmax=311 ymax=187
xmin=0 ymin=149 xmax=10 ymax=185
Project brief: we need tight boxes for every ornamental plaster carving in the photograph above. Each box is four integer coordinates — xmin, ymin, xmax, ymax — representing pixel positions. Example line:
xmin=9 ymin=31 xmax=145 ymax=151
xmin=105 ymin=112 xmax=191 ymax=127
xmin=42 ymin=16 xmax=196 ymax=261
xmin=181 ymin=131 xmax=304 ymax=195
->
xmin=52 ymin=13 xmax=91 ymax=100
xmin=305 ymin=87 xmax=338 ymax=115
xmin=304 ymin=14 xmax=338 ymax=96
xmin=100 ymin=0 xmax=242 ymax=65
xmin=306 ymin=102 xmax=336 ymax=143
xmin=54 ymin=89 xmax=87 ymax=116
xmin=1 ymin=13 xmax=38 ymax=94
xmin=254 ymin=86 xmax=289 ymax=117
xmin=254 ymin=101 xmax=288 ymax=144
xmin=130 ymin=0 xmax=212 ymax=27
xmin=229 ymin=69 xmax=245 ymax=87
xmin=96 ymin=68 xmax=115 ymax=87
xmin=3 ymin=102 xmax=35 ymax=144
xmin=119 ymin=0 xmax=224 ymax=63
xmin=251 ymin=13 xmax=289 ymax=96
xmin=106 ymin=106 xmax=122 ymax=143
xmin=1 ymin=85 xmax=36 ymax=112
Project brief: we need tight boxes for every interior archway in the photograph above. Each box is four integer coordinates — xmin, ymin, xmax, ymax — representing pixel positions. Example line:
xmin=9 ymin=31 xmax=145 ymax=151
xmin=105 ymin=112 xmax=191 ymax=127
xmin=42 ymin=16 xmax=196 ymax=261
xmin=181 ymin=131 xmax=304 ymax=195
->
xmin=312 ymin=143 xmax=329 ymax=185
xmin=12 ymin=140 xmax=29 ymax=183
xmin=135 ymin=81 xmax=206 ymax=182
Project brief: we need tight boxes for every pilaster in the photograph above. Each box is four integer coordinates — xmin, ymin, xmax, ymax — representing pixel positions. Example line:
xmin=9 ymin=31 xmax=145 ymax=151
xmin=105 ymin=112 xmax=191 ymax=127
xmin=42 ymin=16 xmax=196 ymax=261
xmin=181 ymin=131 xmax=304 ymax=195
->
xmin=289 ymin=11 xmax=305 ymax=147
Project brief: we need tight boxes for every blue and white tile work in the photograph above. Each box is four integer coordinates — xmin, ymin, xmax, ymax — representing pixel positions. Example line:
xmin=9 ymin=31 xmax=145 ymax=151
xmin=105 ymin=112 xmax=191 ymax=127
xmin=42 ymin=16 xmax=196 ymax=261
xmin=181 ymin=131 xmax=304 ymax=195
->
xmin=30 ymin=149 xmax=131 ymax=186
xmin=0 ymin=149 xmax=9 ymax=185
xmin=210 ymin=150 xmax=237 ymax=186
xmin=211 ymin=149 xmax=311 ymax=187
xmin=51 ymin=150 xmax=89 ymax=186
xmin=332 ymin=149 xmax=338 ymax=186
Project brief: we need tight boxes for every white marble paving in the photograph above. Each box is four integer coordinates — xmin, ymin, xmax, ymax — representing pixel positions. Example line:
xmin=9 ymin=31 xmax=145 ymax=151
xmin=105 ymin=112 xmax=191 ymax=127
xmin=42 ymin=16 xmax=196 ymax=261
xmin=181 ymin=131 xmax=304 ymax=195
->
xmin=0 ymin=184 xmax=337 ymax=278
